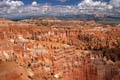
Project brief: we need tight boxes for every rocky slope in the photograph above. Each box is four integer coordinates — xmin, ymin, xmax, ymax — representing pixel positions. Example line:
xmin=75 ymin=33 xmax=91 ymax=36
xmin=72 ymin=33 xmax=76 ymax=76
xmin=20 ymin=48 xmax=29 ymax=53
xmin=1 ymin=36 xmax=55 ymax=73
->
xmin=0 ymin=18 xmax=120 ymax=80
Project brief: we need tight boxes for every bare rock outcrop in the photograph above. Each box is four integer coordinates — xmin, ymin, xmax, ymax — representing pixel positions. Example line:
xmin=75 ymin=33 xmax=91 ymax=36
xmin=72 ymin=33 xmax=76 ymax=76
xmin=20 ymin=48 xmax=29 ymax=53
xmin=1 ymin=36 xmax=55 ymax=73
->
xmin=0 ymin=18 xmax=119 ymax=80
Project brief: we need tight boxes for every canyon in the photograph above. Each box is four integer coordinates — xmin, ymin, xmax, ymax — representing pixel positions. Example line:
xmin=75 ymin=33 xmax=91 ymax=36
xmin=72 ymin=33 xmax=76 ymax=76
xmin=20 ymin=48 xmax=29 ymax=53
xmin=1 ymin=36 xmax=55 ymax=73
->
xmin=0 ymin=18 xmax=120 ymax=80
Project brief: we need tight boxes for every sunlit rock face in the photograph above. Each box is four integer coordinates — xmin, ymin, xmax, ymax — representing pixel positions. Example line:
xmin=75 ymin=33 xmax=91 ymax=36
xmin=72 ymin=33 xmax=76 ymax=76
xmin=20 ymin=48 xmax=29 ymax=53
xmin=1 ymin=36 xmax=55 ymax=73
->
xmin=0 ymin=62 xmax=29 ymax=80
xmin=0 ymin=18 xmax=120 ymax=80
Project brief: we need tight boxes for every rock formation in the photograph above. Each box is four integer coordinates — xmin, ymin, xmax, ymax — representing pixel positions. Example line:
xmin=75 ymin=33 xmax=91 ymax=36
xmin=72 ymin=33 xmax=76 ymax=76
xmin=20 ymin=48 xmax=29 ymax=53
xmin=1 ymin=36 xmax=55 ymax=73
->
xmin=0 ymin=18 xmax=120 ymax=80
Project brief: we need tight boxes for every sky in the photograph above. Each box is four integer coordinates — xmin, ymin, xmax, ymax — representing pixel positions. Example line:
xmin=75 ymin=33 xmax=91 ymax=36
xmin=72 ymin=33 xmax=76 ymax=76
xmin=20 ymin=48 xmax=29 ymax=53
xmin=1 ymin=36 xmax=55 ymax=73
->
xmin=21 ymin=0 xmax=81 ymax=5
xmin=0 ymin=0 xmax=120 ymax=19
xmin=21 ymin=0 xmax=110 ymax=5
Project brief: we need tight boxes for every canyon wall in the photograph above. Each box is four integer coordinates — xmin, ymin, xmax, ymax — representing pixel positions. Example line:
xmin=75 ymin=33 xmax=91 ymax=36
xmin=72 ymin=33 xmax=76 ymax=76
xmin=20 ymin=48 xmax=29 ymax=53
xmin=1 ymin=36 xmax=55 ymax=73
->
xmin=0 ymin=18 xmax=120 ymax=80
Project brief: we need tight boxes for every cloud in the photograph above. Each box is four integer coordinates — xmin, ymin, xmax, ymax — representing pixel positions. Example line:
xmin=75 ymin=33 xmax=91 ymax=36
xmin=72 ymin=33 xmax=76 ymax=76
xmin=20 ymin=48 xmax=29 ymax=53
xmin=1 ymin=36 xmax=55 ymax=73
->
xmin=6 ymin=0 xmax=24 ymax=7
xmin=110 ymin=0 xmax=120 ymax=8
xmin=0 ymin=0 xmax=119 ymax=19
xmin=76 ymin=0 xmax=114 ymax=15
xmin=78 ymin=0 xmax=112 ymax=9
xmin=32 ymin=1 xmax=38 ymax=6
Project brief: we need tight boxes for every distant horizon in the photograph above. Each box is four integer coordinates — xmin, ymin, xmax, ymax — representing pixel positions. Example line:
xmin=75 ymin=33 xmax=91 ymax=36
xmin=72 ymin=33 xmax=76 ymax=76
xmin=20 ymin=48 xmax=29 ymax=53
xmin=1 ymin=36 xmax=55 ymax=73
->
xmin=0 ymin=15 xmax=120 ymax=24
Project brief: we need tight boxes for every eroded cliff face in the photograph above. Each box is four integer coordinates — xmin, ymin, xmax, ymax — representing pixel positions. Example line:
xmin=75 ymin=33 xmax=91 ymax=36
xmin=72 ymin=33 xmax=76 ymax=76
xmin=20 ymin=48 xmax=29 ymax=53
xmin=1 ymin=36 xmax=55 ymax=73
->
xmin=0 ymin=18 xmax=120 ymax=80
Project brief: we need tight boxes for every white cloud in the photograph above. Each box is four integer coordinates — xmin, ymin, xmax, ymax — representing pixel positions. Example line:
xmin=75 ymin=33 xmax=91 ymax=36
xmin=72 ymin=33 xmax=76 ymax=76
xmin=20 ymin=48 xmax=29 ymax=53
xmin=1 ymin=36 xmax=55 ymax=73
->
xmin=32 ymin=1 xmax=38 ymax=6
xmin=78 ymin=0 xmax=112 ymax=10
xmin=0 ymin=0 xmax=119 ymax=19
xmin=6 ymin=0 xmax=24 ymax=7
xmin=110 ymin=0 xmax=120 ymax=8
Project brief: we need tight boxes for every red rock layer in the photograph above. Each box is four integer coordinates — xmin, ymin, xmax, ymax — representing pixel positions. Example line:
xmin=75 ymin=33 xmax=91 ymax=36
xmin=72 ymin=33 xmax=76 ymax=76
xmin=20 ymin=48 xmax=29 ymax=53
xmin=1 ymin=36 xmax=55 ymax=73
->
xmin=0 ymin=18 xmax=120 ymax=80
